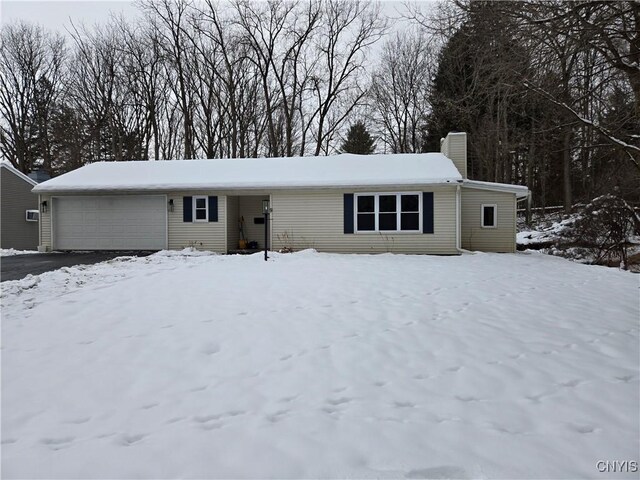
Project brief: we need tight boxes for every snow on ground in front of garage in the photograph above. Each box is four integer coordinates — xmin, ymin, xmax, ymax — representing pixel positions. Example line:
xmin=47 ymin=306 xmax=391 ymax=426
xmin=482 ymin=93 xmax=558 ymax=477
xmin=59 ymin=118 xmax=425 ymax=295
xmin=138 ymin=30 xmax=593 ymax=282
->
xmin=1 ymin=250 xmax=638 ymax=479
xmin=0 ymin=248 xmax=39 ymax=257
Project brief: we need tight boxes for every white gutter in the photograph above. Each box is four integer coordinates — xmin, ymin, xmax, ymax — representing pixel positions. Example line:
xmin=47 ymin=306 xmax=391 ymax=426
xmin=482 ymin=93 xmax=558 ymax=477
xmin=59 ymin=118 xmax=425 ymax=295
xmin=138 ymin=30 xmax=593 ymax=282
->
xmin=462 ymin=179 xmax=529 ymax=198
xmin=456 ymin=184 xmax=462 ymax=252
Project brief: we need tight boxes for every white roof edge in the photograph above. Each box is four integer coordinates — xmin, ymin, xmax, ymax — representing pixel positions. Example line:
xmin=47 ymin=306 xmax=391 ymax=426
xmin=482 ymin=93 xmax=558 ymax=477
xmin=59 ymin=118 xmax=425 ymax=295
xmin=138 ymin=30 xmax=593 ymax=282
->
xmin=463 ymin=179 xmax=529 ymax=198
xmin=33 ymin=179 xmax=462 ymax=194
xmin=0 ymin=161 xmax=38 ymax=187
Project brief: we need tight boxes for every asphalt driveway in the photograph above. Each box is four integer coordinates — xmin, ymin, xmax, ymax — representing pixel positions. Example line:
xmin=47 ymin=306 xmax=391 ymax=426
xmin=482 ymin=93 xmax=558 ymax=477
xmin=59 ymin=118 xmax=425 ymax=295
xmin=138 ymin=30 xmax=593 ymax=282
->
xmin=1 ymin=252 xmax=155 ymax=282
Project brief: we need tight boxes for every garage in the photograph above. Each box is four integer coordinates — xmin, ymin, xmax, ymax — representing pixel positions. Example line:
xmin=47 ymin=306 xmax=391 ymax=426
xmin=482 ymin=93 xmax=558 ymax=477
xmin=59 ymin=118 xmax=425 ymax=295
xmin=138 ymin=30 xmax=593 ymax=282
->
xmin=52 ymin=196 xmax=167 ymax=250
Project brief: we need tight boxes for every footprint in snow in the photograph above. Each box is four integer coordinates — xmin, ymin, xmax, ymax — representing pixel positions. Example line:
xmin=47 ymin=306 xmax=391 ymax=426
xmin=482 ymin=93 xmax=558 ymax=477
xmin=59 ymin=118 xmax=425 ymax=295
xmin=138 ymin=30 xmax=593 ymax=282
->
xmin=166 ymin=416 xmax=186 ymax=424
xmin=1 ymin=438 xmax=17 ymax=445
xmin=266 ymin=409 xmax=289 ymax=423
xmin=278 ymin=395 xmax=298 ymax=403
xmin=615 ymin=374 xmax=634 ymax=383
xmin=568 ymin=423 xmax=597 ymax=434
xmin=193 ymin=414 xmax=222 ymax=423
xmin=41 ymin=436 xmax=75 ymax=450
xmin=394 ymin=401 xmax=415 ymax=408
xmin=141 ymin=403 xmax=159 ymax=410
xmin=455 ymin=395 xmax=480 ymax=403
xmin=405 ymin=466 xmax=468 ymax=479
xmin=446 ymin=366 xmax=462 ymax=372
xmin=559 ymin=379 xmax=583 ymax=388
xmin=200 ymin=343 xmax=220 ymax=355
xmin=64 ymin=416 xmax=91 ymax=424
xmin=327 ymin=397 xmax=351 ymax=406
xmin=117 ymin=434 xmax=146 ymax=446
xmin=280 ymin=354 xmax=292 ymax=361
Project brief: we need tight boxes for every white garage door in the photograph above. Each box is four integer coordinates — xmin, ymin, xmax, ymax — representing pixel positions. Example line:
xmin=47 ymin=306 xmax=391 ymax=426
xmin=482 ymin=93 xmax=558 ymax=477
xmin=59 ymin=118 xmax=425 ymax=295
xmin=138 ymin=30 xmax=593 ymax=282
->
xmin=53 ymin=196 xmax=167 ymax=250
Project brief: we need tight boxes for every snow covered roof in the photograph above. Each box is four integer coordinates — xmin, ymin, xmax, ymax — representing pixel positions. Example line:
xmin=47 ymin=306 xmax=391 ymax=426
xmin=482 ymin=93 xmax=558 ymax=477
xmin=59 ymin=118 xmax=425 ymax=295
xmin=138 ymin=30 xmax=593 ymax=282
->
xmin=32 ymin=153 xmax=464 ymax=193
xmin=462 ymin=179 xmax=530 ymax=198
xmin=1 ymin=161 xmax=38 ymax=187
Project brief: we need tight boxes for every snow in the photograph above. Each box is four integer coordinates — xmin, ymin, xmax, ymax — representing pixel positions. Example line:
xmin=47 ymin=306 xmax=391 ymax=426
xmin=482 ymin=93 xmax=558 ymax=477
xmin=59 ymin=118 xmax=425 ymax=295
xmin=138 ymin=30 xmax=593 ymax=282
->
xmin=32 ymin=153 xmax=463 ymax=193
xmin=0 ymin=248 xmax=39 ymax=257
xmin=517 ymin=217 xmax=575 ymax=246
xmin=1 ymin=250 xmax=638 ymax=479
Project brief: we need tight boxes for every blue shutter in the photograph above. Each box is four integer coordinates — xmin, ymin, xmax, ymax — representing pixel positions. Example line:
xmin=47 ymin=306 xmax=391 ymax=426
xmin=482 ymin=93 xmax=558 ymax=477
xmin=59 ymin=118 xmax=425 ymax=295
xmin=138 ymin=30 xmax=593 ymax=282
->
xmin=344 ymin=194 xmax=354 ymax=234
xmin=183 ymin=196 xmax=193 ymax=222
xmin=423 ymin=192 xmax=434 ymax=233
xmin=208 ymin=196 xmax=218 ymax=222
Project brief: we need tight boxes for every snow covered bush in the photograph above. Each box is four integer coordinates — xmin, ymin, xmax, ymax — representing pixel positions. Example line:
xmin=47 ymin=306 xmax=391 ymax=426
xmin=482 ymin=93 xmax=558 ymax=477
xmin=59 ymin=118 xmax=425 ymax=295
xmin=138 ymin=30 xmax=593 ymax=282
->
xmin=554 ymin=195 xmax=640 ymax=270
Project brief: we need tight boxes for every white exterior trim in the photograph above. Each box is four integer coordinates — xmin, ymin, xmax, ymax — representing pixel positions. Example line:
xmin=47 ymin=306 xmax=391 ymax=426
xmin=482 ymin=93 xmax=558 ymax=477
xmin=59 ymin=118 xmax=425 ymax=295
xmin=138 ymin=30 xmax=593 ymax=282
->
xmin=192 ymin=195 xmax=208 ymax=222
xmin=463 ymin=179 xmax=528 ymax=198
xmin=354 ymin=192 xmax=422 ymax=234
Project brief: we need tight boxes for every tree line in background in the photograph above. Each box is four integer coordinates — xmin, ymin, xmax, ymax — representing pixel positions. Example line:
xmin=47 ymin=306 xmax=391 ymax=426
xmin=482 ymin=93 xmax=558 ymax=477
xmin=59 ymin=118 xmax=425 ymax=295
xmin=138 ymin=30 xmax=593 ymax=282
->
xmin=1 ymin=0 xmax=638 ymax=211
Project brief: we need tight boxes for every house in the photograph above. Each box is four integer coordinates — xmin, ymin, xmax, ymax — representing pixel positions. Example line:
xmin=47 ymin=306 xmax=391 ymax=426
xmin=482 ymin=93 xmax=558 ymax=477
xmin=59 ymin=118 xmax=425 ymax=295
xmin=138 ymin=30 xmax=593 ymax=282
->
xmin=1 ymin=161 xmax=39 ymax=251
xmin=31 ymin=132 xmax=529 ymax=254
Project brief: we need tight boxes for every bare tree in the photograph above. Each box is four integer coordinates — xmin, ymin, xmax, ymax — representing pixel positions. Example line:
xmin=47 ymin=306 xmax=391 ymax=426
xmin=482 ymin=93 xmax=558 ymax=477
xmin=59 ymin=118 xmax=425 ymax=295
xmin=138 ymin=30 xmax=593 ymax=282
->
xmin=370 ymin=30 xmax=434 ymax=153
xmin=0 ymin=22 xmax=65 ymax=173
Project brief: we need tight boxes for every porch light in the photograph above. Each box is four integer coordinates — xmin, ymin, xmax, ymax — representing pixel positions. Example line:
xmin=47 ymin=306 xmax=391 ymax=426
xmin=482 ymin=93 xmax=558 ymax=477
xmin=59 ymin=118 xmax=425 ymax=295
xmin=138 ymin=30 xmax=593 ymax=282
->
xmin=168 ymin=199 xmax=174 ymax=212
xmin=262 ymin=200 xmax=270 ymax=214
xmin=41 ymin=200 xmax=48 ymax=213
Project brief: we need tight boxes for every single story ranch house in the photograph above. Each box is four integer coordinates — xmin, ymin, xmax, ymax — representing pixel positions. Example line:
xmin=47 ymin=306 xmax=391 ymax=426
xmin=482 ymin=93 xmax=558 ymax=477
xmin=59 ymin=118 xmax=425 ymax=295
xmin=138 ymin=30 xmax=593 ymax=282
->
xmin=32 ymin=132 xmax=529 ymax=254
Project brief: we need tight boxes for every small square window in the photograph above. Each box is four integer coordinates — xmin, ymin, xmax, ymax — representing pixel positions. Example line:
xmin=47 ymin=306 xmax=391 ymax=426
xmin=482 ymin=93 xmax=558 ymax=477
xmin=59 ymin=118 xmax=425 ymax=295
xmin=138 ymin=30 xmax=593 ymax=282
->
xmin=481 ymin=205 xmax=497 ymax=228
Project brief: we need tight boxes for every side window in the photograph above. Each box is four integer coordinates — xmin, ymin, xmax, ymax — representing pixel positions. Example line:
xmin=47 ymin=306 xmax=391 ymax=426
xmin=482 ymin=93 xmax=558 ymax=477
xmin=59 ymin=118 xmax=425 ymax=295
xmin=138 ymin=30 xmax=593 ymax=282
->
xmin=481 ymin=204 xmax=497 ymax=228
xmin=357 ymin=195 xmax=375 ymax=231
xmin=193 ymin=196 xmax=208 ymax=222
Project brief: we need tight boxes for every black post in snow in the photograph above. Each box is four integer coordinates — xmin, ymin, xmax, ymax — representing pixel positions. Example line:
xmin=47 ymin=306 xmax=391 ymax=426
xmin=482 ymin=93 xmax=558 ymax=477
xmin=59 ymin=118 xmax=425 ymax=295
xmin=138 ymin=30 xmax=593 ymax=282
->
xmin=264 ymin=210 xmax=268 ymax=261
xmin=262 ymin=199 xmax=270 ymax=261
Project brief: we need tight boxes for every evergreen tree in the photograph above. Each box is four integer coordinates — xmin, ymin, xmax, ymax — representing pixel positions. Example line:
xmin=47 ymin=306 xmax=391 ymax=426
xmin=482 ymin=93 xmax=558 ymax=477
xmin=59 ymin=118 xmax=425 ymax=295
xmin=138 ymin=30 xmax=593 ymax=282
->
xmin=340 ymin=121 xmax=375 ymax=154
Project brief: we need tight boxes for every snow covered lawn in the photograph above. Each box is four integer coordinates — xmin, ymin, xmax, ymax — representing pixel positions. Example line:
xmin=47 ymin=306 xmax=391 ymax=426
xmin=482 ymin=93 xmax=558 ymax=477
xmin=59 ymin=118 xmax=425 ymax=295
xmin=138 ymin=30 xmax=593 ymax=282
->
xmin=1 ymin=250 xmax=638 ymax=479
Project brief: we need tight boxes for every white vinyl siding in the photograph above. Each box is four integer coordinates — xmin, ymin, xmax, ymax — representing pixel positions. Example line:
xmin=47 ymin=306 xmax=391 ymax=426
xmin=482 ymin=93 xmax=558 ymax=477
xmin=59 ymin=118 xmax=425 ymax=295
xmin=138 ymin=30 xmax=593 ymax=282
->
xmin=39 ymin=195 xmax=52 ymax=250
xmin=226 ymin=196 xmax=239 ymax=251
xmin=271 ymin=187 xmax=457 ymax=254
xmin=239 ymin=195 xmax=270 ymax=249
xmin=461 ymin=188 xmax=516 ymax=253
xmin=167 ymin=192 xmax=226 ymax=252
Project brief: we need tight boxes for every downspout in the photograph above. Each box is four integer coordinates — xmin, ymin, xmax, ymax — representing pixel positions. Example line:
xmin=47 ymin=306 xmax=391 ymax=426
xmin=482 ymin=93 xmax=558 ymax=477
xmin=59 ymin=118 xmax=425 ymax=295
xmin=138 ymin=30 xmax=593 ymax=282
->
xmin=456 ymin=185 xmax=462 ymax=253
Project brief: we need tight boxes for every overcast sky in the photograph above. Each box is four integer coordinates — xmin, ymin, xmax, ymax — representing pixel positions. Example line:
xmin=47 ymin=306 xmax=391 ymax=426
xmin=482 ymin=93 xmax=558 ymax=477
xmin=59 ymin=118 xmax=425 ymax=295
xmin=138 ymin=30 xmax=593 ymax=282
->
xmin=1 ymin=1 xmax=418 ymax=35
xmin=2 ymin=1 xmax=140 ymax=32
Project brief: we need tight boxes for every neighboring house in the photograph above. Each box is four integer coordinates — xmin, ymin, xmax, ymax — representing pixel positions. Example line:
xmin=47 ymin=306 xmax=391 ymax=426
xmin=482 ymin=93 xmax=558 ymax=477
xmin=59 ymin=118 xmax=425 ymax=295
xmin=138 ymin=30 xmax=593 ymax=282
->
xmin=1 ymin=161 xmax=39 ymax=250
xmin=32 ymin=132 xmax=529 ymax=254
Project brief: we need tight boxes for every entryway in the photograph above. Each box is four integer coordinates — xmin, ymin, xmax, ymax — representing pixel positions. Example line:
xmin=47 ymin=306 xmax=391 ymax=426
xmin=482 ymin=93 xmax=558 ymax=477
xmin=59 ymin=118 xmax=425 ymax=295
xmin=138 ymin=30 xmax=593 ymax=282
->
xmin=226 ymin=195 xmax=270 ymax=253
